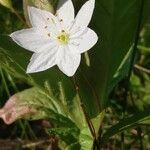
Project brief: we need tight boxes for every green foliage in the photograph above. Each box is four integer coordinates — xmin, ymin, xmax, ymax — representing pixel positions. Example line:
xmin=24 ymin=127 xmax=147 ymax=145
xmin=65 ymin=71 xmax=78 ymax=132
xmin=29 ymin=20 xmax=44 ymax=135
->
xmin=130 ymin=73 xmax=150 ymax=111
xmin=8 ymin=86 xmax=97 ymax=149
xmin=0 ymin=0 xmax=142 ymax=115
xmin=77 ymin=0 xmax=141 ymax=111
xmin=101 ymin=109 xmax=150 ymax=145
xmin=0 ymin=0 xmax=150 ymax=149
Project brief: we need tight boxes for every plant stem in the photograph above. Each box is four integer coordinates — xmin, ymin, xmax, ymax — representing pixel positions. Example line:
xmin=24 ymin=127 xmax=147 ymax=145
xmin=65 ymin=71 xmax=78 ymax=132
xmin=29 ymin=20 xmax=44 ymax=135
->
xmin=0 ymin=68 xmax=11 ymax=97
xmin=134 ymin=64 xmax=150 ymax=74
xmin=128 ymin=0 xmax=145 ymax=148
xmin=6 ymin=72 xmax=18 ymax=92
xmin=72 ymin=76 xmax=97 ymax=139
xmin=121 ymin=132 xmax=125 ymax=150
xmin=128 ymin=0 xmax=144 ymax=78
xmin=137 ymin=127 xmax=144 ymax=150
xmin=119 ymin=0 xmax=144 ymax=148
xmin=129 ymin=91 xmax=144 ymax=150
xmin=11 ymin=8 xmax=27 ymax=27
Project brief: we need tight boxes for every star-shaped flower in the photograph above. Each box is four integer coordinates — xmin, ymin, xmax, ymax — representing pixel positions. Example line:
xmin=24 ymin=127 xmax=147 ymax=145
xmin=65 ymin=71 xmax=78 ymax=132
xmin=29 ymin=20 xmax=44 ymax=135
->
xmin=10 ymin=0 xmax=98 ymax=76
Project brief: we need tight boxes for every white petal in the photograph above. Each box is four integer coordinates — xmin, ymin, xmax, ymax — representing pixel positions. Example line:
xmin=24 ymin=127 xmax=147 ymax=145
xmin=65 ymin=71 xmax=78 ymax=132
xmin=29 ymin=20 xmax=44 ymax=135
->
xmin=78 ymin=28 xmax=98 ymax=53
xmin=28 ymin=6 xmax=61 ymax=32
xmin=56 ymin=0 xmax=74 ymax=28
xmin=27 ymin=46 xmax=58 ymax=73
xmin=57 ymin=46 xmax=81 ymax=76
xmin=70 ymin=0 xmax=95 ymax=32
xmin=10 ymin=28 xmax=56 ymax=53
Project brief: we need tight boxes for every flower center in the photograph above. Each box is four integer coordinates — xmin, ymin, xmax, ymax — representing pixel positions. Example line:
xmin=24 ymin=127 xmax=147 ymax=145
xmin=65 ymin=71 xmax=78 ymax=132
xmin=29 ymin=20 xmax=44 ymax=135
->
xmin=57 ymin=30 xmax=69 ymax=44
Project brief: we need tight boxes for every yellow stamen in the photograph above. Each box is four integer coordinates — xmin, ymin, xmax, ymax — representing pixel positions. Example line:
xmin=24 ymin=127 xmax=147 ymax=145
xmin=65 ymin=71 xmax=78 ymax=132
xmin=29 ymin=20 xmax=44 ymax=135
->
xmin=57 ymin=31 xmax=69 ymax=44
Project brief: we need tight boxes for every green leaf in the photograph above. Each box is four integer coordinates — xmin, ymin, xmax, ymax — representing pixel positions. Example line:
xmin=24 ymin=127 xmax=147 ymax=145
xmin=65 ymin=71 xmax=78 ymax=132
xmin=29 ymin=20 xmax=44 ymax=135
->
xmin=1 ymin=86 xmax=95 ymax=149
xmin=0 ymin=0 xmax=142 ymax=115
xmin=0 ymin=36 xmax=97 ymax=149
xmin=91 ymin=111 xmax=105 ymax=137
xmin=79 ymin=127 xmax=93 ymax=150
xmin=138 ymin=45 xmax=150 ymax=53
xmin=100 ymin=109 xmax=150 ymax=145
xmin=108 ymin=44 xmax=133 ymax=94
xmin=0 ymin=1 xmax=145 ymax=148
xmin=76 ymin=0 xmax=141 ymax=112
xmin=139 ymin=118 xmax=150 ymax=125
xmin=48 ymin=127 xmax=79 ymax=145
xmin=142 ymin=0 xmax=150 ymax=25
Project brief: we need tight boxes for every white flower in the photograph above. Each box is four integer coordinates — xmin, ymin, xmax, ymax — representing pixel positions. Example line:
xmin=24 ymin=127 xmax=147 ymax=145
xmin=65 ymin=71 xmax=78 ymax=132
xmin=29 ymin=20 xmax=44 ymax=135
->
xmin=10 ymin=0 xmax=98 ymax=76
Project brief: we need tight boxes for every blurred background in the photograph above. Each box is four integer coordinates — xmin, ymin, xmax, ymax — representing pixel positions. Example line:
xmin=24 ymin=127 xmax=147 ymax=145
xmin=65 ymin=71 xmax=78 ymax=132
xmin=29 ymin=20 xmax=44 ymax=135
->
xmin=0 ymin=0 xmax=150 ymax=149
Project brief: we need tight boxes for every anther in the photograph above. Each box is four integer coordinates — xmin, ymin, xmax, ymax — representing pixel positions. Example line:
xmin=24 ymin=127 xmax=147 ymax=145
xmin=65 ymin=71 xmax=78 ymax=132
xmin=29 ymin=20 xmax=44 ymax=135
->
xmin=48 ymin=33 xmax=50 ymax=37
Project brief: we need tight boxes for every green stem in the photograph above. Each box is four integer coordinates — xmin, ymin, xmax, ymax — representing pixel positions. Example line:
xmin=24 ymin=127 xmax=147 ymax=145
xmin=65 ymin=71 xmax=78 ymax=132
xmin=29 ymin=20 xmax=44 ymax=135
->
xmin=137 ymin=127 xmax=143 ymax=150
xmin=6 ymin=72 xmax=18 ymax=92
xmin=26 ymin=120 xmax=37 ymax=139
xmin=121 ymin=132 xmax=125 ymax=150
xmin=120 ymin=0 xmax=145 ymax=148
xmin=128 ymin=0 xmax=144 ymax=77
xmin=19 ymin=120 xmax=29 ymax=139
xmin=129 ymin=91 xmax=144 ymax=150
xmin=0 ymin=68 xmax=10 ymax=97
xmin=11 ymin=7 xmax=27 ymax=27
xmin=72 ymin=76 xmax=97 ymax=139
